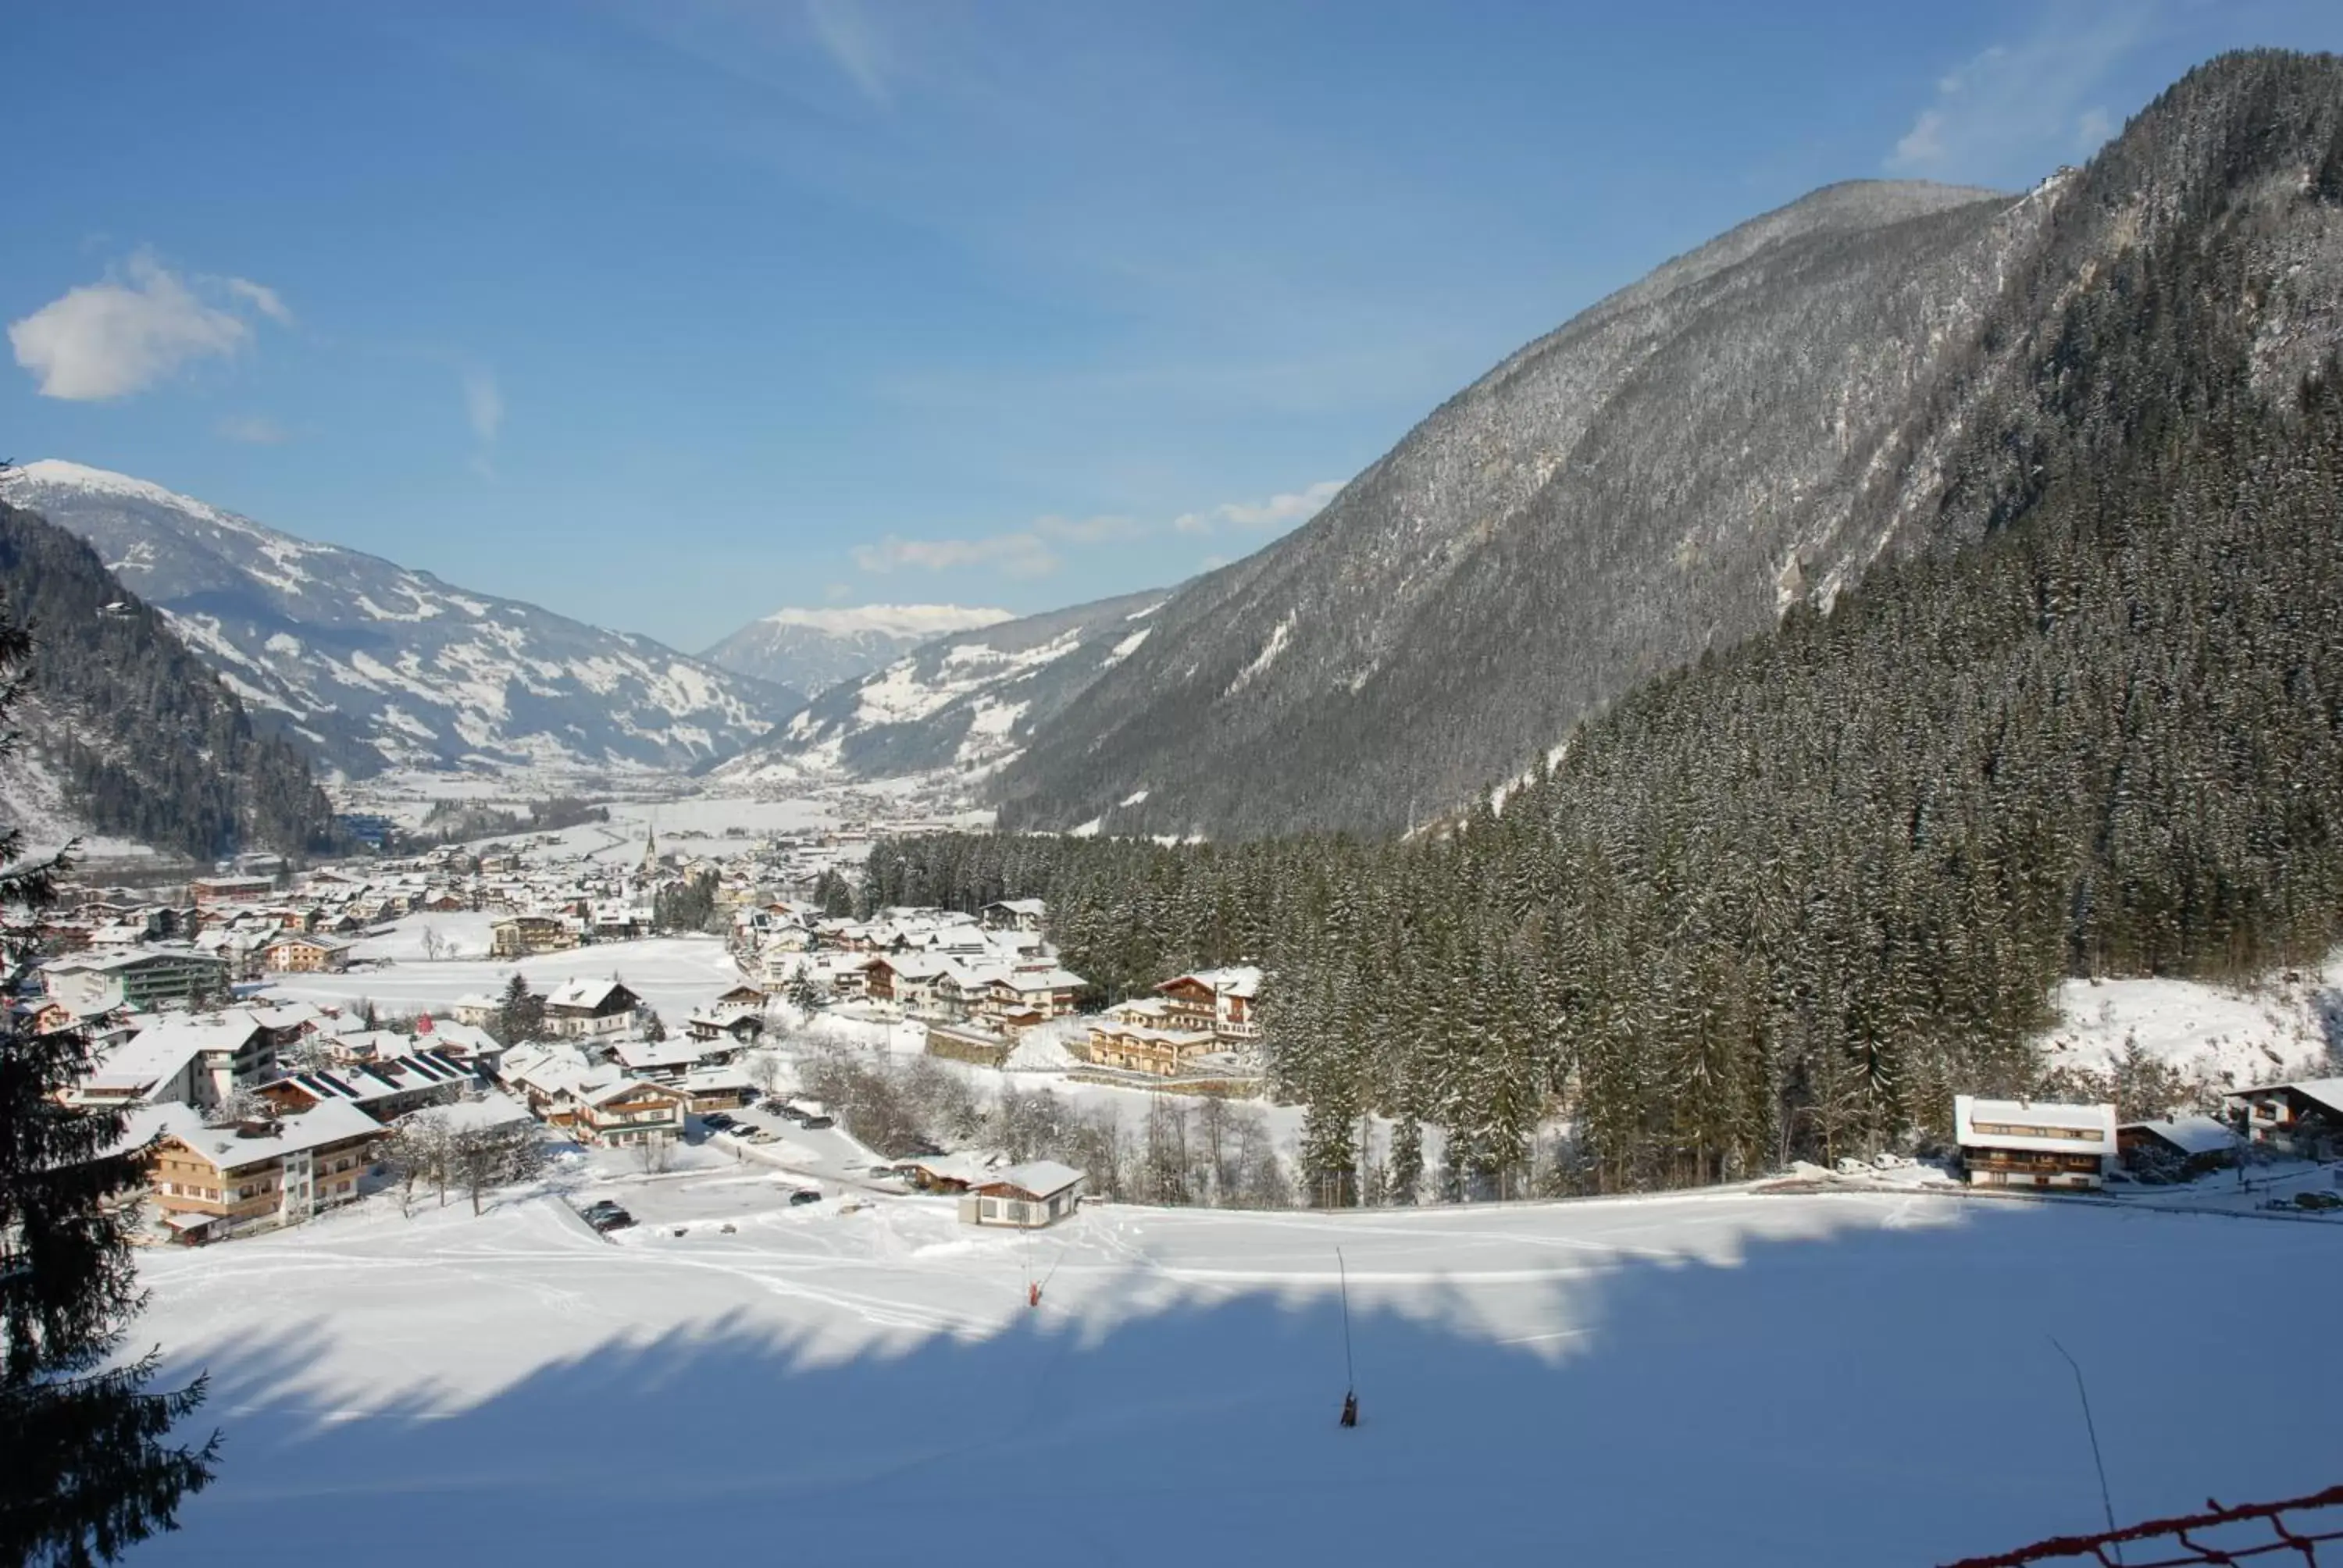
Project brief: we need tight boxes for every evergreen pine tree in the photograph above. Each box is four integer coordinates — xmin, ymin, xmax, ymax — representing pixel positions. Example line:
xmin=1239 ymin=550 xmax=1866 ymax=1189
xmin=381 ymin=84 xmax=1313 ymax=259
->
xmin=0 ymin=612 xmax=219 ymax=1565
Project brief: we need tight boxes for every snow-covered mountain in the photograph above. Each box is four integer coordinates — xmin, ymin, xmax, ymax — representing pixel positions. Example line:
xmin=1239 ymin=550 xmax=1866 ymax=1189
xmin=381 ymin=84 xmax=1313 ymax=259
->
xmin=3 ymin=461 xmax=797 ymax=779
xmin=993 ymin=178 xmax=2043 ymax=838
xmin=715 ymin=587 xmax=1170 ymax=789
xmin=701 ymin=603 xmax=1011 ymax=696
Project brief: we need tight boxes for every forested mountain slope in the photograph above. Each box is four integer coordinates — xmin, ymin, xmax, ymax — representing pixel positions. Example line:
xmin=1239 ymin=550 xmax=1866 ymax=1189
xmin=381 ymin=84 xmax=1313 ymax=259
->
xmin=0 ymin=501 xmax=337 ymax=861
xmin=998 ymin=52 xmax=2343 ymax=839
xmin=872 ymin=52 xmax=2343 ymax=1199
xmin=2 ymin=462 xmax=795 ymax=779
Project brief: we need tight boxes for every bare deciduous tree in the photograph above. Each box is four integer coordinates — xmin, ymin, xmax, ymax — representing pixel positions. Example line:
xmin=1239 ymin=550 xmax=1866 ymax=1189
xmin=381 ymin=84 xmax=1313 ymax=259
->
xmin=452 ymin=1122 xmax=547 ymax=1214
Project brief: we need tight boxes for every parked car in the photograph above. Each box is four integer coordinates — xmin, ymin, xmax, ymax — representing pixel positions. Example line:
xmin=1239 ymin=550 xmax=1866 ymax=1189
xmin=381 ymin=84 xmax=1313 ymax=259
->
xmin=580 ymin=1199 xmax=622 ymax=1217
xmin=2295 ymin=1190 xmax=2342 ymax=1211
xmin=588 ymin=1207 xmax=635 ymax=1232
xmin=702 ymin=1112 xmax=736 ymax=1131
xmin=745 ymin=1128 xmax=779 ymax=1146
xmin=759 ymin=1098 xmax=793 ymax=1114
xmin=788 ymin=1188 xmax=822 ymax=1207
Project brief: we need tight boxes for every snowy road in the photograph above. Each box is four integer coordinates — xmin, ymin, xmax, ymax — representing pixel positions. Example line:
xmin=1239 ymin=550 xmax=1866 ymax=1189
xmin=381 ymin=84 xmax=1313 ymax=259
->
xmin=129 ymin=1185 xmax=2343 ymax=1566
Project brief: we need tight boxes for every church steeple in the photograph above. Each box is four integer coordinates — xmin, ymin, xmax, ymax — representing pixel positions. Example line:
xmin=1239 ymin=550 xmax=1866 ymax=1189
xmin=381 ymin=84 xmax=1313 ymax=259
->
xmin=640 ymin=815 xmax=658 ymax=872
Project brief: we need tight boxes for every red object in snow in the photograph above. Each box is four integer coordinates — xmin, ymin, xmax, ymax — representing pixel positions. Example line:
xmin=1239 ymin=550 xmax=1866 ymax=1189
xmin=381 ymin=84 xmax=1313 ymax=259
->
xmin=415 ymin=1013 xmax=434 ymax=1033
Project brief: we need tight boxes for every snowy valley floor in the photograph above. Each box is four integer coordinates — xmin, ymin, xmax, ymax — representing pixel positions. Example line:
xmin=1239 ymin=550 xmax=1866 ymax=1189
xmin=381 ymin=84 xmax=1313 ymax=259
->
xmin=132 ymin=1181 xmax=2341 ymax=1566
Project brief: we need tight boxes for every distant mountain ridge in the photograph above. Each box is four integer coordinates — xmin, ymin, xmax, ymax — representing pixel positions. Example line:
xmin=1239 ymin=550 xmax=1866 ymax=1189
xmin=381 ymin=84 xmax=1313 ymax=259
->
xmin=4 ymin=461 xmax=797 ymax=780
xmin=715 ymin=586 xmax=1170 ymax=789
xmin=701 ymin=602 xmax=1012 ymax=695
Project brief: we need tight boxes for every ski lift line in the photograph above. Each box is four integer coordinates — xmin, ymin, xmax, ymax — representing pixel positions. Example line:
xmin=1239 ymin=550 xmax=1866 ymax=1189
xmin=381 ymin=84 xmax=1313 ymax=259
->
xmin=2049 ymin=1335 xmax=2124 ymax=1567
xmin=1336 ymin=1246 xmax=1356 ymax=1392
xmin=1037 ymin=1238 xmax=1074 ymax=1295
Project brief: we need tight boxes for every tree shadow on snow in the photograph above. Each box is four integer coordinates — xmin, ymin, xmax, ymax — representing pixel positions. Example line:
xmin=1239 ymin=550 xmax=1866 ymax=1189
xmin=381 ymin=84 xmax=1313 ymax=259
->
xmin=136 ymin=1197 xmax=2342 ymax=1568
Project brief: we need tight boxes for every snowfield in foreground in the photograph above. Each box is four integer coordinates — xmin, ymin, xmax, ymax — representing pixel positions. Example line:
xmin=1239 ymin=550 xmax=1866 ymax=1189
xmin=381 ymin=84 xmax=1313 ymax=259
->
xmin=132 ymin=1184 xmax=2341 ymax=1566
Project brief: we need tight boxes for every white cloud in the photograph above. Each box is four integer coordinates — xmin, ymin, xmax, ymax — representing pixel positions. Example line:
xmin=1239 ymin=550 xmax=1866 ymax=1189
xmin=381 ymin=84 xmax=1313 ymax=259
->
xmin=221 ymin=277 xmax=294 ymax=325
xmin=1033 ymin=512 xmax=1146 ymax=545
xmin=806 ymin=0 xmax=893 ymax=107
xmin=1890 ymin=109 xmax=1949 ymax=171
xmin=1172 ymin=479 xmax=1342 ymax=536
xmin=854 ymin=531 xmax=1061 ymax=577
xmin=216 ymin=413 xmax=289 ymax=444
xmin=1885 ymin=5 xmax=2153 ymax=181
xmin=8 ymin=252 xmax=289 ymax=401
xmin=852 ymin=479 xmax=1341 ymax=579
xmin=462 ymin=366 xmax=505 ymax=444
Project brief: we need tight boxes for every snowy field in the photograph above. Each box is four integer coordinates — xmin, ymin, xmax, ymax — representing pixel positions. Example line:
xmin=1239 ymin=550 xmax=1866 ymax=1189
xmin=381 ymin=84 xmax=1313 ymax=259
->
xmin=457 ymin=792 xmax=842 ymax=866
xmin=129 ymin=1184 xmax=2342 ymax=1566
xmin=266 ymin=932 xmax=743 ymax=1021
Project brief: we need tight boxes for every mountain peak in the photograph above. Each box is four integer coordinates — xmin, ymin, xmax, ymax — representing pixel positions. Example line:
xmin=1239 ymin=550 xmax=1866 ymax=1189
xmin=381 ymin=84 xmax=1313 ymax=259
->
xmin=11 ymin=459 xmax=243 ymax=529
xmin=758 ymin=604 xmax=1014 ymax=638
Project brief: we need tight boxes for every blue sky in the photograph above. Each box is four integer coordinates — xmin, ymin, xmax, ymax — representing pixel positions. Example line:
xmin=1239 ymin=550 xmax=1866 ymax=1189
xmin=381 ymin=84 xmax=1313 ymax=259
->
xmin=6 ymin=1 xmax=2341 ymax=652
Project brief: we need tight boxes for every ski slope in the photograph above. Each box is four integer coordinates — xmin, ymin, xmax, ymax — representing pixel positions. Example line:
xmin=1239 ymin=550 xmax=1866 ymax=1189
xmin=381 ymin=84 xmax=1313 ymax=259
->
xmin=129 ymin=1181 xmax=2343 ymax=1566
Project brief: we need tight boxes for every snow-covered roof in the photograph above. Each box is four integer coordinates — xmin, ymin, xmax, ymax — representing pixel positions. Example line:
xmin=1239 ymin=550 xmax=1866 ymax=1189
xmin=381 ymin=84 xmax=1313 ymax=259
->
xmin=2227 ymin=1077 xmax=2343 ymax=1118
xmin=545 ymin=978 xmax=634 ymax=1011
xmin=614 ymin=1038 xmax=708 ymax=1071
xmin=1090 ymin=1018 xmax=1216 ymax=1047
xmin=246 ymin=1003 xmax=324 ymax=1031
xmin=1160 ymin=965 xmax=1261 ymax=999
xmin=896 ymin=1151 xmax=1000 ymax=1184
xmin=81 ymin=1014 xmax=266 ymax=1096
xmin=407 ymin=1020 xmax=500 ymax=1056
xmin=265 ymin=932 xmax=352 ymax=951
xmin=129 ymin=1098 xmax=387 ymax=1167
xmin=1953 ymin=1096 xmax=2117 ymax=1154
xmin=981 ymin=1160 xmax=1084 ymax=1199
xmin=582 ymin=1076 xmax=685 ymax=1108
xmin=2120 ymin=1115 xmax=2241 ymax=1156
xmin=406 ymin=1090 xmax=536 ymax=1133
xmin=46 ymin=944 xmax=225 ymax=975
xmin=278 ymin=1051 xmax=472 ymax=1106
xmin=1000 ymin=966 xmax=1084 ymax=992
xmin=983 ymin=898 xmax=1047 ymax=917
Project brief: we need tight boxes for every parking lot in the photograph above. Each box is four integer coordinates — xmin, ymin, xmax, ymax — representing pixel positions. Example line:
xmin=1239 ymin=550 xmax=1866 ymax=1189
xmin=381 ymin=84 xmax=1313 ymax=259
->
xmin=686 ymin=1100 xmax=896 ymax=1187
